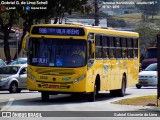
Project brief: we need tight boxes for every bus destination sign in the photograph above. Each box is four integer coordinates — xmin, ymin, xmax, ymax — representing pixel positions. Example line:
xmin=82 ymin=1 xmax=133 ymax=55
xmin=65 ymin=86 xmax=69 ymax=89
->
xmin=31 ymin=27 xmax=85 ymax=36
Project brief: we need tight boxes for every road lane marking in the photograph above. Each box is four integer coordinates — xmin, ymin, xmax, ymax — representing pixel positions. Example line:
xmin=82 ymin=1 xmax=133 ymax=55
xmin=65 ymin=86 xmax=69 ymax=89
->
xmin=1 ymin=98 xmax=14 ymax=111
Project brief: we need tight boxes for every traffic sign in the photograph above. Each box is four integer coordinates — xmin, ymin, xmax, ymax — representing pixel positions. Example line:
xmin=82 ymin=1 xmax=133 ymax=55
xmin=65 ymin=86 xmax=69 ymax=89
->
xmin=15 ymin=30 xmax=19 ymax=37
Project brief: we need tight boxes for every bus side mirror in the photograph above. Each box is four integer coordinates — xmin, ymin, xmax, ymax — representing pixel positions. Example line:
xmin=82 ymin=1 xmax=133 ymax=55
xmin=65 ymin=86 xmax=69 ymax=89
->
xmin=22 ymin=34 xmax=29 ymax=55
xmin=89 ymin=39 xmax=95 ymax=54
xmin=91 ymin=43 xmax=95 ymax=53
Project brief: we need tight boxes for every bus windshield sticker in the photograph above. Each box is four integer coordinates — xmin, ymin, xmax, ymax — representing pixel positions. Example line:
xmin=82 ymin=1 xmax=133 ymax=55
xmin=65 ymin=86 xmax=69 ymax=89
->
xmin=104 ymin=65 xmax=108 ymax=73
xmin=62 ymin=77 xmax=71 ymax=82
xmin=49 ymin=63 xmax=55 ymax=66
xmin=118 ymin=60 xmax=120 ymax=67
xmin=56 ymin=59 xmax=63 ymax=66
xmin=32 ymin=58 xmax=48 ymax=64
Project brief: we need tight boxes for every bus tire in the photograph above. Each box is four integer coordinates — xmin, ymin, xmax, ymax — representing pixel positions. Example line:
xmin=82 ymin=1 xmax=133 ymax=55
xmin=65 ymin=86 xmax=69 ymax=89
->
xmin=136 ymin=84 xmax=142 ymax=89
xmin=110 ymin=90 xmax=117 ymax=97
xmin=87 ymin=85 xmax=96 ymax=102
xmin=117 ymin=76 xmax=126 ymax=97
xmin=41 ymin=92 xmax=49 ymax=101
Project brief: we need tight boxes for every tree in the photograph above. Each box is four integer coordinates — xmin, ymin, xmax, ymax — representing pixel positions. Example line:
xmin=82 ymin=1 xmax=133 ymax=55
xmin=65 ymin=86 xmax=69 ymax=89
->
xmin=88 ymin=0 xmax=104 ymax=26
xmin=0 ymin=9 xmax=19 ymax=61
xmin=136 ymin=0 xmax=160 ymax=21
xmin=52 ymin=0 xmax=89 ymax=24
xmin=135 ymin=23 xmax=158 ymax=48
xmin=13 ymin=0 xmax=89 ymax=59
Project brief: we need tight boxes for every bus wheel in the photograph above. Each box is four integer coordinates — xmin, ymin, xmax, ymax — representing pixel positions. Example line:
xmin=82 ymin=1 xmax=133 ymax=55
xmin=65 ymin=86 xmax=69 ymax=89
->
xmin=88 ymin=85 xmax=96 ymax=102
xmin=117 ymin=76 xmax=126 ymax=97
xmin=110 ymin=90 xmax=117 ymax=97
xmin=9 ymin=82 xmax=18 ymax=93
xmin=41 ymin=92 xmax=49 ymax=101
xmin=136 ymin=84 xmax=142 ymax=89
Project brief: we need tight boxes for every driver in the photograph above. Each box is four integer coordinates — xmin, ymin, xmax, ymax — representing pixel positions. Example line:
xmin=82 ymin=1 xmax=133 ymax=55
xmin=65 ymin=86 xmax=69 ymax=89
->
xmin=72 ymin=46 xmax=85 ymax=58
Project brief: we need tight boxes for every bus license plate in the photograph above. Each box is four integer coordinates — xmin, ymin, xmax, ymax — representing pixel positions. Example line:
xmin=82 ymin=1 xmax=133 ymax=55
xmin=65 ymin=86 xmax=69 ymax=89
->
xmin=48 ymin=85 xmax=59 ymax=88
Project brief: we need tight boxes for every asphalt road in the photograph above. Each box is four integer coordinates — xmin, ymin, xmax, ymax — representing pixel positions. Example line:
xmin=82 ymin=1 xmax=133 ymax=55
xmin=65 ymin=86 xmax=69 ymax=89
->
xmin=0 ymin=86 xmax=157 ymax=112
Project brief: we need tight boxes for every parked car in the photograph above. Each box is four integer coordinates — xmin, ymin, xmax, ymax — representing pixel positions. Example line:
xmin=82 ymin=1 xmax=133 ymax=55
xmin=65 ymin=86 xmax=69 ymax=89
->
xmin=8 ymin=58 xmax=27 ymax=65
xmin=0 ymin=59 xmax=6 ymax=73
xmin=0 ymin=64 xmax=27 ymax=93
xmin=136 ymin=63 xmax=157 ymax=89
xmin=0 ymin=59 xmax=6 ymax=70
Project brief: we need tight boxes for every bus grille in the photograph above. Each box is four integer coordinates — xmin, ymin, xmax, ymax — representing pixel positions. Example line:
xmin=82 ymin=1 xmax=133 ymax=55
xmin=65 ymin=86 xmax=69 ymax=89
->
xmin=35 ymin=68 xmax=75 ymax=75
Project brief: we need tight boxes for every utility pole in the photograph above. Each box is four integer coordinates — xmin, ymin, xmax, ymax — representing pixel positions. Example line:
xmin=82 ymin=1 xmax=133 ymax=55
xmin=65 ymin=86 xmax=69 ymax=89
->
xmin=94 ymin=0 xmax=99 ymax=26
xmin=157 ymin=33 xmax=160 ymax=107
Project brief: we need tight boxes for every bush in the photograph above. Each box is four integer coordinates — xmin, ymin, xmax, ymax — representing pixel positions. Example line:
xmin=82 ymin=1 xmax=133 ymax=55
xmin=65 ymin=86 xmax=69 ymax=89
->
xmin=107 ymin=17 xmax=127 ymax=27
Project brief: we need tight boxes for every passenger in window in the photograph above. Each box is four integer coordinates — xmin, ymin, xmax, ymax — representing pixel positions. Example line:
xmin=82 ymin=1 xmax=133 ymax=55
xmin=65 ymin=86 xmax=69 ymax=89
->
xmin=128 ymin=55 xmax=130 ymax=58
xmin=122 ymin=51 xmax=126 ymax=58
xmin=71 ymin=46 xmax=85 ymax=66
xmin=122 ymin=49 xmax=127 ymax=58
xmin=110 ymin=51 xmax=115 ymax=58
xmin=102 ymin=52 xmax=108 ymax=58
xmin=133 ymin=51 xmax=137 ymax=58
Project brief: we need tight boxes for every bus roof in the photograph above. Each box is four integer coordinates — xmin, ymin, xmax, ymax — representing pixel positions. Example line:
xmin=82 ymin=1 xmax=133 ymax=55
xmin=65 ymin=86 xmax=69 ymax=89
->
xmin=30 ymin=23 xmax=139 ymax=38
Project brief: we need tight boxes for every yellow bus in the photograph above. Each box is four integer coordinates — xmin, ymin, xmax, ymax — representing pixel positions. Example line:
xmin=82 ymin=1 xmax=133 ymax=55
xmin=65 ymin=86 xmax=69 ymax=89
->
xmin=24 ymin=23 xmax=139 ymax=102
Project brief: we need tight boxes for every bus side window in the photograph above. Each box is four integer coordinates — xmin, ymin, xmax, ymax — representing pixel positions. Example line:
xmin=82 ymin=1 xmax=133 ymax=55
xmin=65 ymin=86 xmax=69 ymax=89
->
xmin=102 ymin=36 xmax=109 ymax=59
xmin=109 ymin=49 xmax=115 ymax=58
xmin=128 ymin=49 xmax=133 ymax=58
xmin=133 ymin=49 xmax=138 ymax=58
xmin=127 ymin=38 xmax=133 ymax=58
xmin=115 ymin=37 xmax=121 ymax=58
xmin=121 ymin=37 xmax=127 ymax=58
xmin=102 ymin=48 xmax=109 ymax=58
xmin=133 ymin=38 xmax=138 ymax=59
xmin=116 ymin=49 xmax=122 ymax=58
xmin=95 ymin=34 xmax=102 ymax=58
xmin=108 ymin=37 xmax=115 ymax=59
xmin=122 ymin=48 xmax=127 ymax=58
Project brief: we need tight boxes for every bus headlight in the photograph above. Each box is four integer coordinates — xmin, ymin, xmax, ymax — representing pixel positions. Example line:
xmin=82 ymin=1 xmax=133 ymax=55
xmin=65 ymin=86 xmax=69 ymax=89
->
xmin=73 ymin=74 xmax=86 ymax=84
xmin=31 ymin=76 xmax=36 ymax=81
xmin=73 ymin=78 xmax=79 ymax=84
xmin=27 ymin=73 xmax=36 ymax=81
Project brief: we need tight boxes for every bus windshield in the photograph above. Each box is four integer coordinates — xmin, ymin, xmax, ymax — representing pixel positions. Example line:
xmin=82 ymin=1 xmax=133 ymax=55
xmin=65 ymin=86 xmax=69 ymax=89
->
xmin=28 ymin=38 xmax=87 ymax=67
xmin=145 ymin=48 xmax=157 ymax=58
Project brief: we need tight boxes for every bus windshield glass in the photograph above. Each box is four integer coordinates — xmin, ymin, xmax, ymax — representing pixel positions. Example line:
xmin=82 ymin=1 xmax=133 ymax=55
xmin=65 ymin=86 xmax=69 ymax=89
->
xmin=145 ymin=48 xmax=157 ymax=58
xmin=28 ymin=38 xmax=87 ymax=67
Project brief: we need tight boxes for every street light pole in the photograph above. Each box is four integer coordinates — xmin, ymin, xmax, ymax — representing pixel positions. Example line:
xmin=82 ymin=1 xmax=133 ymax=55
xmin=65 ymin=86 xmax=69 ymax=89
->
xmin=16 ymin=37 xmax=18 ymax=64
xmin=15 ymin=29 xmax=19 ymax=64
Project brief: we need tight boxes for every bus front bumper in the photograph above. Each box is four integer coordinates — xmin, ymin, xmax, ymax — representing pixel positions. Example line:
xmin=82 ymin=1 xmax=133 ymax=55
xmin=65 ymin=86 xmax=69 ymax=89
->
xmin=27 ymin=79 xmax=87 ymax=93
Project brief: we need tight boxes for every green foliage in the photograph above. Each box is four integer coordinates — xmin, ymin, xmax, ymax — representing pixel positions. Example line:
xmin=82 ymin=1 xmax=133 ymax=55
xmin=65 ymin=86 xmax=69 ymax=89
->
xmin=135 ymin=23 xmax=158 ymax=47
xmin=0 ymin=10 xmax=19 ymax=27
xmin=1 ymin=0 xmax=89 ymax=60
xmin=107 ymin=17 xmax=127 ymax=27
xmin=0 ymin=8 xmax=20 ymax=60
xmin=136 ymin=0 xmax=160 ymax=21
